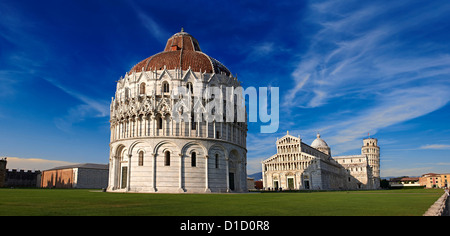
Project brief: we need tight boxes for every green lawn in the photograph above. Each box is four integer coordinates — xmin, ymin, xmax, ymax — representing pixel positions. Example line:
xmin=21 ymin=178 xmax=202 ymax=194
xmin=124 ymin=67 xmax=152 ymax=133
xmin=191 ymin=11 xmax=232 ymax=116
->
xmin=0 ymin=188 xmax=443 ymax=216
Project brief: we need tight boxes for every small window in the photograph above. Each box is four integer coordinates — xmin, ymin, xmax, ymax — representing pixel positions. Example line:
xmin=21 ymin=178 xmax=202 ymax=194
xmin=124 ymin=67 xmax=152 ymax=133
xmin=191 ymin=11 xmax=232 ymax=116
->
xmin=191 ymin=152 xmax=196 ymax=167
xmin=140 ymin=83 xmax=146 ymax=95
xmin=186 ymin=82 xmax=193 ymax=94
xmin=191 ymin=115 xmax=196 ymax=130
xmin=163 ymin=81 xmax=169 ymax=93
xmin=158 ymin=116 xmax=163 ymax=129
xmin=164 ymin=151 xmax=170 ymax=166
xmin=215 ymin=154 xmax=219 ymax=168
xmin=138 ymin=151 xmax=144 ymax=166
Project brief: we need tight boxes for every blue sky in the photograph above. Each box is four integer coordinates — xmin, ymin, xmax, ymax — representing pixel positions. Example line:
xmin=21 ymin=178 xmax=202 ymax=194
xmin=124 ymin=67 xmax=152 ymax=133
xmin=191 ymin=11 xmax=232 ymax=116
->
xmin=1 ymin=0 xmax=450 ymax=177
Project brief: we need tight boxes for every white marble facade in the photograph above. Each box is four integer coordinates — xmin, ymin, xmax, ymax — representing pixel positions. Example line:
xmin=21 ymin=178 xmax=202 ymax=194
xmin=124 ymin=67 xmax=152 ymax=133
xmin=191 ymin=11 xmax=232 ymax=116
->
xmin=262 ymin=132 xmax=380 ymax=190
xmin=107 ymin=30 xmax=247 ymax=193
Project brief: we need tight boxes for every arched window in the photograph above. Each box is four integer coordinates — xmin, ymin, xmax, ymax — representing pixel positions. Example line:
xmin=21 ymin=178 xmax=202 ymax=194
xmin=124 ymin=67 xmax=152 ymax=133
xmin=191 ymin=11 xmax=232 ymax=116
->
xmin=138 ymin=151 xmax=144 ymax=166
xmin=191 ymin=114 xmax=196 ymax=130
xmin=162 ymin=81 xmax=169 ymax=93
xmin=186 ymin=82 xmax=193 ymax=94
xmin=191 ymin=152 xmax=196 ymax=167
xmin=140 ymin=83 xmax=146 ymax=95
xmin=164 ymin=151 xmax=170 ymax=166
xmin=124 ymin=87 xmax=130 ymax=99
xmin=215 ymin=154 xmax=219 ymax=168
xmin=157 ymin=116 xmax=163 ymax=129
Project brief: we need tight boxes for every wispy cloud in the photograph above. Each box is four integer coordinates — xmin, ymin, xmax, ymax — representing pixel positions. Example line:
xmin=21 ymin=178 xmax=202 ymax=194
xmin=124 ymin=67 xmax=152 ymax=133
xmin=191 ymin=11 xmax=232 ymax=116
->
xmin=0 ymin=2 xmax=109 ymax=133
xmin=286 ymin=1 xmax=450 ymax=105
xmin=281 ymin=0 xmax=450 ymax=154
xmin=420 ymin=144 xmax=450 ymax=150
xmin=128 ymin=2 xmax=169 ymax=44
xmin=247 ymin=1 xmax=450 ymax=173
xmin=136 ymin=12 xmax=169 ymax=44
xmin=0 ymin=2 xmax=49 ymax=97
xmin=45 ymin=78 xmax=109 ymax=132
xmin=382 ymin=167 xmax=432 ymax=177
xmin=4 ymin=157 xmax=78 ymax=171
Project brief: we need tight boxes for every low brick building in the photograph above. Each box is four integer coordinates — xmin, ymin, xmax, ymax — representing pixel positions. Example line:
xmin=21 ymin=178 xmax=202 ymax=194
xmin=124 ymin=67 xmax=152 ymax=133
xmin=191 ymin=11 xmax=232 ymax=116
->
xmin=41 ymin=163 xmax=108 ymax=189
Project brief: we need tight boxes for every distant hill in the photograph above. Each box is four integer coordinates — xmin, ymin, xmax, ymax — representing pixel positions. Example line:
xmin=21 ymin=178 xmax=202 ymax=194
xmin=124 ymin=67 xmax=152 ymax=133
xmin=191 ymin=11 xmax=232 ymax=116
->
xmin=248 ymin=173 xmax=416 ymax=181
xmin=381 ymin=176 xmax=420 ymax=180
xmin=248 ymin=172 xmax=262 ymax=180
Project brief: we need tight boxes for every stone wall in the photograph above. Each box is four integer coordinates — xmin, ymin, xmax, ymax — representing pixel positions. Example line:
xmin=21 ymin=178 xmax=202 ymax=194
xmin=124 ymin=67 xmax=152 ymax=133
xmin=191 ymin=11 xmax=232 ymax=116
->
xmin=75 ymin=168 xmax=109 ymax=189
xmin=0 ymin=159 xmax=6 ymax=188
xmin=41 ymin=169 xmax=74 ymax=188
xmin=423 ymin=193 xmax=449 ymax=216
xmin=6 ymin=169 xmax=41 ymax=188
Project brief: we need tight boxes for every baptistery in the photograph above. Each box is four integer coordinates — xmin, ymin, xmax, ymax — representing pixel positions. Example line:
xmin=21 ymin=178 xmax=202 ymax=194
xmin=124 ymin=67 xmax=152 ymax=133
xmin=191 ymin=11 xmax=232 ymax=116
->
xmin=107 ymin=29 xmax=248 ymax=193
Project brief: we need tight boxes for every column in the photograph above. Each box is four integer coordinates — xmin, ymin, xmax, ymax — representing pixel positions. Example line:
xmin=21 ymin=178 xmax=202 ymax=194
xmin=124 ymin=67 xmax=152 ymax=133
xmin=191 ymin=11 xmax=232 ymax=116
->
xmin=220 ymin=122 xmax=223 ymax=140
xmin=170 ymin=116 xmax=174 ymax=136
xmin=121 ymin=121 xmax=124 ymax=139
xmin=236 ymin=160 xmax=241 ymax=192
xmin=161 ymin=115 xmax=166 ymax=136
xmin=127 ymin=154 xmax=132 ymax=192
xmin=118 ymin=122 xmax=120 ymax=139
xmin=109 ymin=124 xmax=113 ymax=141
xmin=144 ymin=115 xmax=149 ymax=136
xmin=152 ymin=153 xmax=157 ymax=192
xmin=225 ymin=123 xmax=228 ymax=141
xmin=107 ymin=155 xmax=115 ymax=191
xmin=188 ymin=115 xmax=192 ymax=137
xmin=128 ymin=118 xmax=133 ymax=138
xmin=197 ymin=114 xmax=200 ymax=137
xmin=262 ymin=162 xmax=266 ymax=190
xmin=134 ymin=116 xmax=139 ymax=137
xmin=151 ymin=115 xmax=156 ymax=136
xmin=205 ymin=155 xmax=211 ymax=192
xmin=178 ymin=153 xmax=185 ymax=192
xmin=181 ymin=119 xmax=184 ymax=137
xmin=225 ymin=154 xmax=230 ymax=192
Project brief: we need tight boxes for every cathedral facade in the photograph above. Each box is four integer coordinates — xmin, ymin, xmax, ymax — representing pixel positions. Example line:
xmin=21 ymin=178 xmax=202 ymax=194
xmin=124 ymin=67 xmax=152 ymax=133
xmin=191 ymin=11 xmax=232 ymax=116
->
xmin=262 ymin=132 xmax=380 ymax=190
xmin=107 ymin=30 xmax=247 ymax=193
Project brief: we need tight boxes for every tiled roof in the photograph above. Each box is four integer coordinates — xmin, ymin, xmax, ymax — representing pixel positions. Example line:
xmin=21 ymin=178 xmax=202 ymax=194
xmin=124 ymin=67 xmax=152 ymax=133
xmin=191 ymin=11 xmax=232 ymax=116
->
xmin=44 ymin=163 xmax=108 ymax=171
xmin=129 ymin=31 xmax=231 ymax=76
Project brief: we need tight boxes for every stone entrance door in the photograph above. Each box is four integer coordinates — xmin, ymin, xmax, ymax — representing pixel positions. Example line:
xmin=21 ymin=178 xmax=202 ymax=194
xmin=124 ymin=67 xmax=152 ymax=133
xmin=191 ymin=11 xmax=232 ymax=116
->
xmin=121 ymin=166 xmax=128 ymax=189
xmin=288 ymin=178 xmax=294 ymax=190
xmin=273 ymin=180 xmax=279 ymax=190
xmin=304 ymin=180 xmax=310 ymax=190
xmin=229 ymin=172 xmax=235 ymax=191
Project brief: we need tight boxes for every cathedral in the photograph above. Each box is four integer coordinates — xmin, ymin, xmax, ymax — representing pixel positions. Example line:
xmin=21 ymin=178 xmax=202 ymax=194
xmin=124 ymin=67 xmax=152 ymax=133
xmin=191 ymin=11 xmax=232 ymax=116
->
xmin=262 ymin=132 xmax=380 ymax=190
xmin=107 ymin=30 xmax=248 ymax=193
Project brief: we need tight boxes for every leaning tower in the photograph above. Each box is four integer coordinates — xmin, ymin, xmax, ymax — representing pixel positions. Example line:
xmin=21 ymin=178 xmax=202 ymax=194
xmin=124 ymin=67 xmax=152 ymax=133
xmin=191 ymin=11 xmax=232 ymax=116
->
xmin=361 ymin=137 xmax=380 ymax=188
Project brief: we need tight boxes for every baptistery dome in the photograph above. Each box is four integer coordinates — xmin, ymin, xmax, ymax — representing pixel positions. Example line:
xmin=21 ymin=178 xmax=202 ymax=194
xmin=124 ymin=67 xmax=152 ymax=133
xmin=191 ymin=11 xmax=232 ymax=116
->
xmin=107 ymin=29 xmax=247 ymax=194
xmin=129 ymin=29 xmax=231 ymax=76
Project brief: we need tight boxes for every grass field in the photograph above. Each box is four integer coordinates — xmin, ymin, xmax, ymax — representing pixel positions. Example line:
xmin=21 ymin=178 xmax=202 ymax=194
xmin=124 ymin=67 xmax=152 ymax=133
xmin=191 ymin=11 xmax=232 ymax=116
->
xmin=0 ymin=188 xmax=443 ymax=216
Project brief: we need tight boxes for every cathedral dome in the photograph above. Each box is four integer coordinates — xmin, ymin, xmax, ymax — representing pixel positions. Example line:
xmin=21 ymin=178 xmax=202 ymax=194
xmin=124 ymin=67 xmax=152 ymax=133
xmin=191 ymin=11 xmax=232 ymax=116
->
xmin=311 ymin=133 xmax=329 ymax=148
xmin=129 ymin=29 xmax=231 ymax=76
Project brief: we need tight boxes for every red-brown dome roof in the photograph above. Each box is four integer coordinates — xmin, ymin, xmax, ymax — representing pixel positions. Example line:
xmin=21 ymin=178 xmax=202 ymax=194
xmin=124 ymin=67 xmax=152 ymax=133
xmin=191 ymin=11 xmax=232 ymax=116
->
xmin=129 ymin=30 xmax=231 ymax=76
